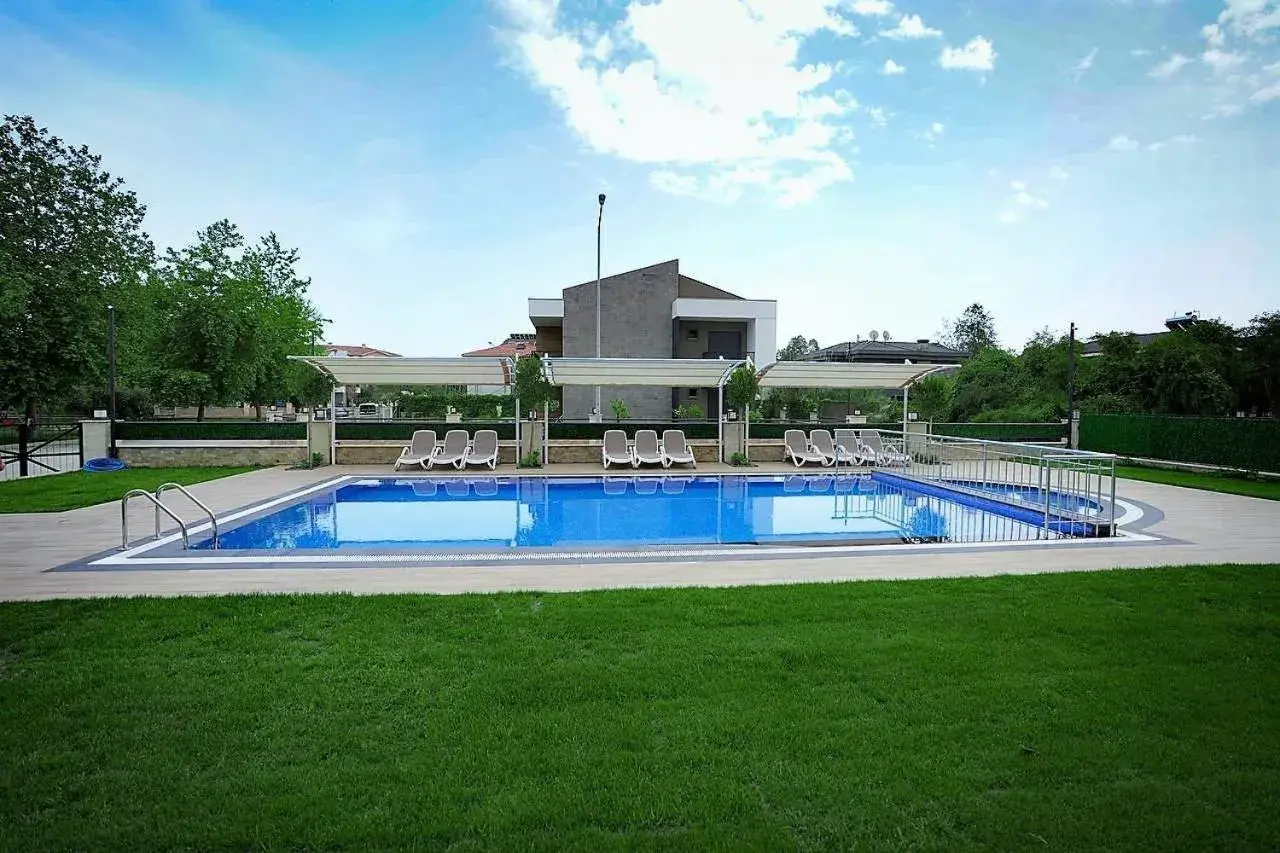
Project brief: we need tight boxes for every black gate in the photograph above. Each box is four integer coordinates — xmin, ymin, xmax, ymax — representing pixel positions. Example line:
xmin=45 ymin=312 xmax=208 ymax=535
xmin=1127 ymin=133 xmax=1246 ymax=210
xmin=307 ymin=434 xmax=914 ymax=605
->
xmin=0 ymin=419 xmax=84 ymax=480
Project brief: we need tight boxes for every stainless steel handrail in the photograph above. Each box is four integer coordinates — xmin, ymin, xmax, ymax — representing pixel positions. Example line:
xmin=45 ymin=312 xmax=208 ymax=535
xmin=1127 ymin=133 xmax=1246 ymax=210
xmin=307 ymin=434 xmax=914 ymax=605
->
xmin=156 ymin=482 xmax=219 ymax=549
xmin=121 ymin=489 xmax=189 ymax=551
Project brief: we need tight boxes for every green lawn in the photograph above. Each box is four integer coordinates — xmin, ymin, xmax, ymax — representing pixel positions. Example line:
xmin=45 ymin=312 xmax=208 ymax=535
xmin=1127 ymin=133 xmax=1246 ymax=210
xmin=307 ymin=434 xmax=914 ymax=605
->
xmin=2 ymin=566 xmax=1277 ymax=851
xmin=1117 ymin=465 xmax=1280 ymax=501
xmin=0 ymin=467 xmax=256 ymax=513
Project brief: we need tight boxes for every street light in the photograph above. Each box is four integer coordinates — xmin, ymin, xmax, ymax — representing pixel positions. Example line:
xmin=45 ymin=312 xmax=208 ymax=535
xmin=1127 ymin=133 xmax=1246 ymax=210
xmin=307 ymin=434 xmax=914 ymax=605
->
xmin=594 ymin=192 xmax=606 ymax=417
xmin=107 ymin=303 xmax=117 ymax=458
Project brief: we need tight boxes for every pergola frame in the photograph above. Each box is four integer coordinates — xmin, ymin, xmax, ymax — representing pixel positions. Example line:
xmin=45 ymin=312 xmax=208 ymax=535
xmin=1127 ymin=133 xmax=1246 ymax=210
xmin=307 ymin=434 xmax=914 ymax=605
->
xmin=541 ymin=357 xmax=746 ymax=462
xmin=289 ymin=356 xmax=516 ymax=464
xmin=752 ymin=360 xmax=951 ymax=461
xmin=291 ymin=354 xmax=950 ymax=468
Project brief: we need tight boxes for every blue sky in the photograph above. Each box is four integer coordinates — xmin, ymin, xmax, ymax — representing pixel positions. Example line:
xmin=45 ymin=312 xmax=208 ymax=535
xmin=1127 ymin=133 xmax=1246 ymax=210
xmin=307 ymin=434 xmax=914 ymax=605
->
xmin=2 ymin=0 xmax=1277 ymax=357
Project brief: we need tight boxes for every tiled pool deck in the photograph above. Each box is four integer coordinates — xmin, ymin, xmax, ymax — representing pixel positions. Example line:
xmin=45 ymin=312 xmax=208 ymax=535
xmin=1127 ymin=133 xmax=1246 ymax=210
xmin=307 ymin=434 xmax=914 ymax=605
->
xmin=2 ymin=463 xmax=1278 ymax=600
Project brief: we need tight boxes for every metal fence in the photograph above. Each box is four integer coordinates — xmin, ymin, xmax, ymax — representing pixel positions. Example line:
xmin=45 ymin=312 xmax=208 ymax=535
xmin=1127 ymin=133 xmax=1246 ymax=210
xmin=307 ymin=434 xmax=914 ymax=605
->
xmin=0 ymin=420 xmax=84 ymax=481
xmin=859 ymin=429 xmax=1117 ymax=537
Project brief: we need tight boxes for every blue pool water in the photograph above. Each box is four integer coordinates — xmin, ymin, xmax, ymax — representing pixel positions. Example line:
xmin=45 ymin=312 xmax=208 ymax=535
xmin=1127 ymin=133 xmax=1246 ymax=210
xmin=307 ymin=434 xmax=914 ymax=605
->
xmin=195 ymin=473 xmax=1083 ymax=553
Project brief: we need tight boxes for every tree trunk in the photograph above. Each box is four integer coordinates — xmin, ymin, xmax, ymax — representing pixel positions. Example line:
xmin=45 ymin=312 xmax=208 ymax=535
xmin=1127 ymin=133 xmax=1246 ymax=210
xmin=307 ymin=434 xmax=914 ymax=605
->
xmin=255 ymin=404 xmax=263 ymax=421
xmin=197 ymin=402 xmax=205 ymax=422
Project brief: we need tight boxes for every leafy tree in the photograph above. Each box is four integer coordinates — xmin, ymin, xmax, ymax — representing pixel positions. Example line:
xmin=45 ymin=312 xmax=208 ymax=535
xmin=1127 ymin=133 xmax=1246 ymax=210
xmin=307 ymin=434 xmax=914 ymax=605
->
xmin=909 ymin=374 xmax=954 ymax=422
xmin=942 ymin=303 xmax=998 ymax=354
xmin=512 ymin=354 xmax=552 ymax=412
xmin=1133 ymin=334 xmax=1234 ymax=416
xmin=776 ymin=335 xmax=819 ymax=361
xmin=948 ymin=348 xmax=1023 ymax=422
xmin=1243 ymin=312 xmax=1280 ymax=417
xmin=725 ymin=363 xmax=760 ymax=414
xmin=147 ymin=221 xmax=323 ymax=419
xmin=0 ymin=115 xmax=152 ymax=418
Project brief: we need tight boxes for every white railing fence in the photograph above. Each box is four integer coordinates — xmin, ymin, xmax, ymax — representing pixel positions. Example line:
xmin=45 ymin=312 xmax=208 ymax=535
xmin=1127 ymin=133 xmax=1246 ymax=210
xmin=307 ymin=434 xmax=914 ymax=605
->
xmin=866 ymin=429 xmax=1117 ymax=537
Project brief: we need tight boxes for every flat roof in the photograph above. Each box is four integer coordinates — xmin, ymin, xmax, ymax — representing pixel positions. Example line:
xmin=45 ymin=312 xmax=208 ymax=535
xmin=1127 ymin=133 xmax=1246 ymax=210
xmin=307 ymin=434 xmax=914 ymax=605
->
xmin=288 ymin=356 xmax=511 ymax=387
xmin=757 ymin=361 xmax=949 ymax=389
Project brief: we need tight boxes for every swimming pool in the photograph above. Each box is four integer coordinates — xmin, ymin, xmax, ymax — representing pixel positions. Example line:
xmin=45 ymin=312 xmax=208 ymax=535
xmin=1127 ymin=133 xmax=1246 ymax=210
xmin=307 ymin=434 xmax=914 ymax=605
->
xmin=189 ymin=473 xmax=1096 ymax=554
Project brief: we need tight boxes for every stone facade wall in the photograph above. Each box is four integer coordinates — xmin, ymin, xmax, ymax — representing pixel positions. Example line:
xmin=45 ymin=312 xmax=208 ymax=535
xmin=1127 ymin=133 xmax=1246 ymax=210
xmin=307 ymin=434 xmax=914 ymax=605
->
xmin=119 ymin=445 xmax=305 ymax=467
xmin=561 ymin=260 xmax=679 ymax=420
xmin=745 ymin=441 xmax=786 ymax=462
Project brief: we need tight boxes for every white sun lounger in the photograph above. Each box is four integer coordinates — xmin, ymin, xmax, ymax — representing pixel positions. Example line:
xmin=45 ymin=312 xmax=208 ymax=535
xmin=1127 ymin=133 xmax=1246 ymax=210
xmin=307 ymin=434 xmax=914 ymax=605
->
xmin=835 ymin=429 xmax=876 ymax=466
xmin=662 ymin=430 xmax=696 ymax=468
xmin=463 ymin=429 xmax=499 ymax=470
xmin=810 ymin=429 xmax=856 ymax=467
xmin=602 ymin=429 xmax=633 ymax=469
xmin=394 ymin=430 xmax=437 ymax=471
xmin=785 ymin=429 xmax=828 ymax=467
xmin=858 ymin=429 xmax=910 ymax=466
xmin=632 ymin=429 xmax=664 ymax=467
xmin=432 ymin=429 xmax=470 ymax=469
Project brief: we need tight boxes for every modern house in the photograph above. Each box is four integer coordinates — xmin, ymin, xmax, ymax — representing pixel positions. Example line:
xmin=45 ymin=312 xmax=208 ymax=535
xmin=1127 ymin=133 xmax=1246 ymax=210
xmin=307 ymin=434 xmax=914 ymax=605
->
xmin=529 ymin=259 xmax=777 ymax=419
xmin=805 ymin=338 xmax=968 ymax=365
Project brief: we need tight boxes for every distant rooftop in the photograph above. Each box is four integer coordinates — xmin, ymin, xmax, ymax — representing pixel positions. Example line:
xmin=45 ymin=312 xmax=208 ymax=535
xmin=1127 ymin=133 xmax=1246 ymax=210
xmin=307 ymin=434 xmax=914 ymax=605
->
xmin=462 ymin=333 xmax=538 ymax=359
xmin=324 ymin=344 xmax=401 ymax=358
xmin=806 ymin=339 xmax=969 ymax=363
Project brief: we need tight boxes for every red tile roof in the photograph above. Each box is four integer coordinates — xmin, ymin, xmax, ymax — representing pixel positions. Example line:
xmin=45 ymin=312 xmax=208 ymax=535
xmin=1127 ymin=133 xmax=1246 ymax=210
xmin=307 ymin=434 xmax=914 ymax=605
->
xmin=462 ymin=335 xmax=538 ymax=359
xmin=324 ymin=344 xmax=401 ymax=358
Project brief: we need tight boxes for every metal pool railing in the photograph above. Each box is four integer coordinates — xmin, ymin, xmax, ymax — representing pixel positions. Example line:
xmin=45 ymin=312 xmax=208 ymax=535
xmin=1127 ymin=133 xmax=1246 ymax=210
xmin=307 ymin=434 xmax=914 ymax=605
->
xmin=868 ymin=430 xmax=1118 ymax=537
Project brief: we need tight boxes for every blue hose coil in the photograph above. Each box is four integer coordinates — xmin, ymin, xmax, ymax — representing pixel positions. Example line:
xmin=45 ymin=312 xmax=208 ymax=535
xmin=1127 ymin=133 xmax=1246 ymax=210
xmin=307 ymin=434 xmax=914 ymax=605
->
xmin=83 ymin=457 xmax=127 ymax=472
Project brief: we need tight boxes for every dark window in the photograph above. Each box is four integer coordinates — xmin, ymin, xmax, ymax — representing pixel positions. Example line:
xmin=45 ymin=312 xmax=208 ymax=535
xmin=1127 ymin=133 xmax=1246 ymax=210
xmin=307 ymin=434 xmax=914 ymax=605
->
xmin=686 ymin=328 xmax=699 ymax=340
xmin=687 ymin=388 xmax=698 ymax=398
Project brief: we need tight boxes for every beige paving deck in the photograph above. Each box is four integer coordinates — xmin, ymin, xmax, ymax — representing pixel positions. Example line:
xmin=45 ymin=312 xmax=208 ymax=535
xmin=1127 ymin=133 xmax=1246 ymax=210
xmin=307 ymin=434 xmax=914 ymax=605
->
xmin=1 ymin=463 xmax=1277 ymax=600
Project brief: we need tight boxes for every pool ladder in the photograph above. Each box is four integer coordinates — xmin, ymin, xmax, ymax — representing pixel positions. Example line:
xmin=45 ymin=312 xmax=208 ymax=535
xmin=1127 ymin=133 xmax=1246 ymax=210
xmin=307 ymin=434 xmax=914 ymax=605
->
xmin=120 ymin=483 xmax=219 ymax=551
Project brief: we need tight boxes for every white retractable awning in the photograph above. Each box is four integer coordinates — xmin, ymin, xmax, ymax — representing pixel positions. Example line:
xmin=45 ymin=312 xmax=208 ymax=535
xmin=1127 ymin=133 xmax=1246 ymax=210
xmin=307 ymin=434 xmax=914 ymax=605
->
xmin=288 ymin=356 xmax=512 ymax=387
xmin=756 ymin=361 xmax=949 ymax=389
xmin=542 ymin=357 xmax=745 ymax=387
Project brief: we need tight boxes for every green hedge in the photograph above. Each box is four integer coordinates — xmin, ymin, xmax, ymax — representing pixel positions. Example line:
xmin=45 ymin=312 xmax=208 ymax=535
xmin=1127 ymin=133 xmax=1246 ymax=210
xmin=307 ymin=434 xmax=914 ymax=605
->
xmin=114 ymin=421 xmax=306 ymax=440
xmin=337 ymin=422 xmax=516 ymax=441
xmin=933 ymin=422 xmax=1067 ymax=443
xmin=549 ymin=422 xmax=719 ymax=440
xmin=1079 ymin=414 xmax=1280 ymax=471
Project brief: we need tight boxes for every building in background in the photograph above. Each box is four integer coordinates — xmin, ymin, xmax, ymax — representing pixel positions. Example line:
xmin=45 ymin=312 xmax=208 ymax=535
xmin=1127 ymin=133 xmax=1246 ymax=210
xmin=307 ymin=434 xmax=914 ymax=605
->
xmin=528 ymin=259 xmax=777 ymax=419
xmin=805 ymin=338 xmax=968 ymax=366
xmin=1081 ymin=312 xmax=1200 ymax=357
xmin=461 ymin=333 xmax=537 ymax=394
xmin=323 ymin=343 xmax=402 ymax=407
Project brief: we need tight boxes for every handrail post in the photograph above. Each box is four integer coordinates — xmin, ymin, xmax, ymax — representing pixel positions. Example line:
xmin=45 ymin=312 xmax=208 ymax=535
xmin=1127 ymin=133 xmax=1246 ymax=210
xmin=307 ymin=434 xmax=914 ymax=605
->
xmin=156 ymin=482 xmax=219 ymax=549
xmin=121 ymin=489 xmax=190 ymax=551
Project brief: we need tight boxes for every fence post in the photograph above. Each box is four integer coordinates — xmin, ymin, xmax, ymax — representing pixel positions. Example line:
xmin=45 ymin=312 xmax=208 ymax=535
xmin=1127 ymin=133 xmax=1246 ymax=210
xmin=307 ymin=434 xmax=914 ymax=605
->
xmin=17 ymin=418 xmax=30 ymax=477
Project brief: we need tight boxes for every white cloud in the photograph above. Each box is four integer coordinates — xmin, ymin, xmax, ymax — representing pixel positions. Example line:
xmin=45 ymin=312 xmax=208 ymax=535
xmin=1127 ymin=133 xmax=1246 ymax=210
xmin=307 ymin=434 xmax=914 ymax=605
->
xmin=881 ymin=58 xmax=906 ymax=75
xmin=1202 ymin=23 xmax=1225 ymax=47
xmin=1202 ymin=48 xmax=1248 ymax=73
xmin=881 ymin=13 xmax=941 ymax=39
xmin=497 ymin=0 xmax=862 ymax=205
xmin=1107 ymin=134 xmax=1140 ymax=151
xmin=850 ymin=0 xmax=895 ymax=15
xmin=1049 ymin=165 xmax=1070 ymax=181
xmin=998 ymin=180 xmax=1049 ymax=224
xmin=1203 ymin=102 xmax=1244 ymax=118
xmin=866 ymin=106 xmax=888 ymax=127
xmin=921 ymin=121 xmax=944 ymax=143
xmin=1249 ymin=81 xmax=1280 ymax=102
xmin=1217 ymin=0 xmax=1280 ymax=41
xmin=1149 ymin=53 xmax=1192 ymax=79
xmin=1266 ymin=60 xmax=1280 ymax=74
xmin=1146 ymin=133 xmax=1198 ymax=150
xmin=939 ymin=36 xmax=996 ymax=71
xmin=1130 ymin=48 xmax=1153 ymax=57
xmin=1073 ymin=48 xmax=1098 ymax=78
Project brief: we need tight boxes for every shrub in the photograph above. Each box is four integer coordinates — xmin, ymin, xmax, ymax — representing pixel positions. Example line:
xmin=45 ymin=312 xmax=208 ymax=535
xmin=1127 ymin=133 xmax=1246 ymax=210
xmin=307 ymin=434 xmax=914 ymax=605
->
xmin=518 ymin=450 xmax=542 ymax=469
xmin=610 ymin=398 xmax=631 ymax=421
xmin=673 ymin=402 xmax=705 ymax=420
xmin=1079 ymin=414 xmax=1280 ymax=471
xmin=933 ymin=422 xmax=1067 ymax=443
xmin=337 ymin=422 xmax=517 ymax=441
xmin=114 ymin=421 xmax=306 ymax=440
xmin=729 ymin=451 xmax=753 ymax=467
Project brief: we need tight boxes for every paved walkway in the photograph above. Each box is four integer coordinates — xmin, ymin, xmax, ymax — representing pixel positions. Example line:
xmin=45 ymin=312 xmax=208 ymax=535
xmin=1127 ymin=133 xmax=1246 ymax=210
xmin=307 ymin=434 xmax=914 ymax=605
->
xmin=1 ymin=465 xmax=1278 ymax=600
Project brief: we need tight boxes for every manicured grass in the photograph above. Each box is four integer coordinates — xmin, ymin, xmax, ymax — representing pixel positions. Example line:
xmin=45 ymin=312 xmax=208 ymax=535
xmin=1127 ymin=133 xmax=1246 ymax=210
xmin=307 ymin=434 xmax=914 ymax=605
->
xmin=2 ymin=566 xmax=1278 ymax=850
xmin=1118 ymin=464 xmax=1280 ymax=501
xmin=0 ymin=467 xmax=256 ymax=513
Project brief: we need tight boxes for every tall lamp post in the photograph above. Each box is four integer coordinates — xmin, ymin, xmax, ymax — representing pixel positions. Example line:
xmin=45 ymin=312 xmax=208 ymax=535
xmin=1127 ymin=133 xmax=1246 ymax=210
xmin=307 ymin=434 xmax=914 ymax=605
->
xmin=107 ymin=303 xmax=118 ymax=458
xmin=1067 ymin=321 xmax=1077 ymax=449
xmin=594 ymin=192 xmax=606 ymax=417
